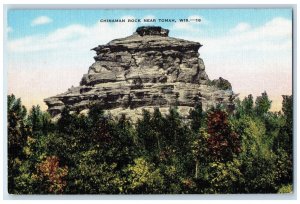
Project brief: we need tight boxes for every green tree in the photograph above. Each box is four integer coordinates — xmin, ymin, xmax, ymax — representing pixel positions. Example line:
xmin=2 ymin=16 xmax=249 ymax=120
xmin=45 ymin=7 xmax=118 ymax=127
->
xmin=242 ymin=94 xmax=254 ymax=114
xmin=150 ymin=108 xmax=166 ymax=155
xmin=164 ymin=108 xmax=194 ymax=176
xmin=234 ymin=116 xmax=278 ymax=193
xmin=57 ymin=106 xmax=77 ymax=135
xmin=7 ymin=94 xmax=29 ymax=193
xmin=8 ymin=94 xmax=28 ymax=159
xmin=109 ymin=115 xmax=139 ymax=168
xmin=27 ymin=105 xmax=52 ymax=135
xmin=67 ymin=149 xmax=122 ymax=194
xmin=159 ymin=164 xmax=182 ymax=193
xmin=164 ymin=107 xmax=182 ymax=148
xmin=189 ymin=102 xmax=204 ymax=132
xmin=254 ymin=91 xmax=272 ymax=117
xmin=191 ymin=128 xmax=209 ymax=179
xmin=124 ymin=157 xmax=164 ymax=193
xmin=206 ymin=159 xmax=243 ymax=193
xmin=272 ymin=95 xmax=293 ymax=187
xmin=136 ymin=110 xmax=157 ymax=157
xmin=274 ymin=95 xmax=293 ymax=154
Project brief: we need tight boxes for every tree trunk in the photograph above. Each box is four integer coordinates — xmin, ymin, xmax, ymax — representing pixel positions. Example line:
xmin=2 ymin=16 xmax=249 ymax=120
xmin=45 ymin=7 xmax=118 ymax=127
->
xmin=195 ymin=159 xmax=199 ymax=179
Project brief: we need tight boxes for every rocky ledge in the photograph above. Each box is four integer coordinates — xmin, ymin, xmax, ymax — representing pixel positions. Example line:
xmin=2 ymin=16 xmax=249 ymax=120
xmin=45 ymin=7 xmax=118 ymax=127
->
xmin=44 ymin=26 xmax=236 ymax=121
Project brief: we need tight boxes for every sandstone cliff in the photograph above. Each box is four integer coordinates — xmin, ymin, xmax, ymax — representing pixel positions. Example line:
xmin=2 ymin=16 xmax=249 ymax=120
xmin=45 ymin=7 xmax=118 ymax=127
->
xmin=44 ymin=26 xmax=236 ymax=121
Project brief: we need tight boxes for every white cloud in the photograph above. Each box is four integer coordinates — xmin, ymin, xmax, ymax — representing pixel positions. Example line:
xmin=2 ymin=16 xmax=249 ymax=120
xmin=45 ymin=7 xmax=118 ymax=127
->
xmin=9 ymin=15 xmax=137 ymax=53
xmin=31 ymin=16 xmax=53 ymax=26
xmin=8 ymin=15 xmax=138 ymax=110
xmin=197 ymin=17 xmax=292 ymax=54
xmin=230 ymin=22 xmax=251 ymax=33
xmin=173 ymin=15 xmax=209 ymax=32
xmin=179 ymin=17 xmax=292 ymax=111
xmin=173 ymin=21 xmax=192 ymax=31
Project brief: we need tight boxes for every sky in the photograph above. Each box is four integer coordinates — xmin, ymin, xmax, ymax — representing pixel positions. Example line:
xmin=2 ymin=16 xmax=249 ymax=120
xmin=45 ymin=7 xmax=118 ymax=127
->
xmin=6 ymin=9 xmax=292 ymax=111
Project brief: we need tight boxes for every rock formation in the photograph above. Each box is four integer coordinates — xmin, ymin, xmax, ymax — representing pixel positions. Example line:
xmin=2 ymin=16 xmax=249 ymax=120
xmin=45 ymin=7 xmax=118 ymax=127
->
xmin=44 ymin=26 xmax=236 ymax=121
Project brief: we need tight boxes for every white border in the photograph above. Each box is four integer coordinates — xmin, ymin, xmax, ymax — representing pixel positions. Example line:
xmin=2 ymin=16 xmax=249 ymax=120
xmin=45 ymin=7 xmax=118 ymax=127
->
xmin=1 ymin=0 xmax=299 ymax=203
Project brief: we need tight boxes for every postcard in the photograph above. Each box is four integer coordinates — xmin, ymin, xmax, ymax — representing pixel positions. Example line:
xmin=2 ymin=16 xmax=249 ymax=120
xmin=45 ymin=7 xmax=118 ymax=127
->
xmin=5 ymin=7 xmax=293 ymax=195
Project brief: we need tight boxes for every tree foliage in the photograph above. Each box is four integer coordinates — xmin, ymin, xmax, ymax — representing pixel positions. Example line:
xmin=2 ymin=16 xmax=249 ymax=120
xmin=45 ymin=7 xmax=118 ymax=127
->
xmin=206 ymin=108 xmax=241 ymax=162
xmin=7 ymin=93 xmax=293 ymax=194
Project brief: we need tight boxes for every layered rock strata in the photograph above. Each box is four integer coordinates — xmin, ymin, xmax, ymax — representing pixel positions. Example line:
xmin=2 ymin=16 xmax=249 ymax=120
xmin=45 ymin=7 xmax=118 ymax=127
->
xmin=44 ymin=26 xmax=236 ymax=121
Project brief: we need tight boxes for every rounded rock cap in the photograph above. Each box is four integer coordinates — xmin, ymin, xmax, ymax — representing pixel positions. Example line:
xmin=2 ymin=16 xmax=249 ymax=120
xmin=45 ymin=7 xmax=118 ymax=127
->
xmin=136 ymin=26 xmax=169 ymax=37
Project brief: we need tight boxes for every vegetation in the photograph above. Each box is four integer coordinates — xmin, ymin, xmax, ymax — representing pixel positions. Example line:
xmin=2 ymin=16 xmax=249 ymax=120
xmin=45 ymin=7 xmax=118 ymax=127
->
xmin=7 ymin=92 xmax=293 ymax=194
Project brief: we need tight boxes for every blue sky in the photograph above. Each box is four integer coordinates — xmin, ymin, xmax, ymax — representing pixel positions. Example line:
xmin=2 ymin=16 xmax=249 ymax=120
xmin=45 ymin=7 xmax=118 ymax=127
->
xmin=8 ymin=9 xmax=292 ymax=39
xmin=6 ymin=9 xmax=293 ymax=111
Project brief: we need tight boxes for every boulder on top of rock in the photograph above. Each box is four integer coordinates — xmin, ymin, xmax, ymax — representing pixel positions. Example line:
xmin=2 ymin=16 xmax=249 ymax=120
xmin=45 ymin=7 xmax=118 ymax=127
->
xmin=136 ymin=26 xmax=169 ymax=36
